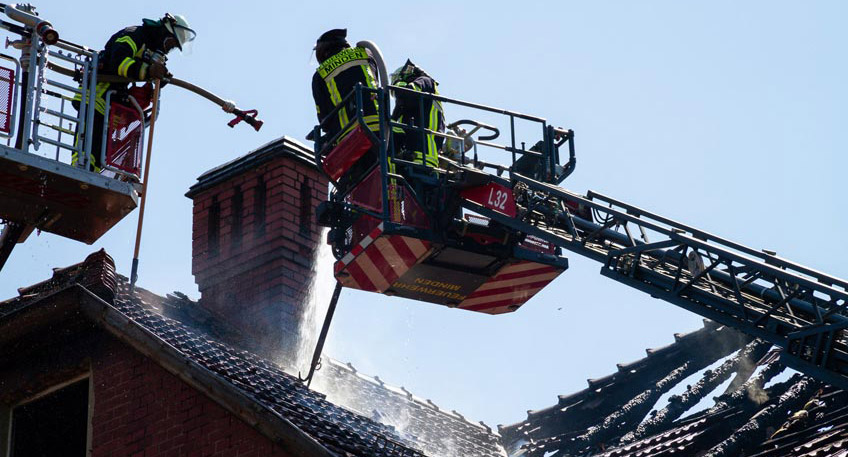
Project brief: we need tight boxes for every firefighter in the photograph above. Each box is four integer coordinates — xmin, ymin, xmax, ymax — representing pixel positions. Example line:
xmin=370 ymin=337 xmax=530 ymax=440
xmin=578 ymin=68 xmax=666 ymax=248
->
xmin=389 ymin=59 xmax=444 ymax=169
xmin=73 ymin=13 xmax=196 ymax=171
xmin=311 ymin=28 xmax=381 ymax=142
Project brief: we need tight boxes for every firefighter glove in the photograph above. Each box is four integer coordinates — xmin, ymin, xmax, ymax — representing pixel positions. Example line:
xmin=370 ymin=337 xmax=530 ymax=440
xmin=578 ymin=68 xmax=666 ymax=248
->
xmin=149 ymin=61 xmax=170 ymax=80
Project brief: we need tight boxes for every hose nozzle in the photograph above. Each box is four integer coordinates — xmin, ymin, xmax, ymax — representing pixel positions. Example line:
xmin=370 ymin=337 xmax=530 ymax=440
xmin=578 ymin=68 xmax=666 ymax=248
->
xmin=4 ymin=4 xmax=58 ymax=45
xmin=35 ymin=21 xmax=57 ymax=44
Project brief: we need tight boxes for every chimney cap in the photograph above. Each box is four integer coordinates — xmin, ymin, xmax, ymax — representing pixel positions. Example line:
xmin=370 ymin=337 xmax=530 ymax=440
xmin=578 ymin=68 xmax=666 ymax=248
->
xmin=186 ymin=135 xmax=316 ymax=198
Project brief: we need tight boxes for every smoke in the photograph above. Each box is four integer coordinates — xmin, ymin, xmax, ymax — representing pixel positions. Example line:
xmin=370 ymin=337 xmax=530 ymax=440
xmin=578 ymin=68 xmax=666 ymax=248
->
xmin=745 ymin=382 xmax=770 ymax=405
xmin=309 ymin=368 xmax=364 ymax=411
xmin=734 ymin=352 xmax=756 ymax=383
xmin=309 ymin=366 xmax=415 ymax=441
xmin=738 ymin=357 xmax=771 ymax=406
xmin=307 ymin=361 xmax=469 ymax=457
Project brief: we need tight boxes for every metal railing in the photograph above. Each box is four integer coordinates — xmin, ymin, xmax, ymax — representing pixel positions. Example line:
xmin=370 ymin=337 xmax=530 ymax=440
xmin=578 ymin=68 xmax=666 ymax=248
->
xmin=313 ymin=83 xmax=575 ymax=231
xmin=311 ymin=58 xmax=848 ymax=390
xmin=0 ymin=11 xmax=144 ymax=182
xmin=0 ymin=53 xmax=19 ymax=141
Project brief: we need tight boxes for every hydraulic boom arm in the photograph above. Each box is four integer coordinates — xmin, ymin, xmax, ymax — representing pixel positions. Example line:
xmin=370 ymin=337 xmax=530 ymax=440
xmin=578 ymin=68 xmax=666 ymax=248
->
xmin=463 ymin=172 xmax=848 ymax=389
xmin=313 ymin=80 xmax=847 ymax=391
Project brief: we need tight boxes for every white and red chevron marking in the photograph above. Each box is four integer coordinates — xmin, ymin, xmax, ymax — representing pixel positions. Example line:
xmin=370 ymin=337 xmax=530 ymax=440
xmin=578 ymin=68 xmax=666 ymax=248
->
xmin=334 ymin=223 xmax=385 ymax=275
xmin=459 ymin=261 xmax=563 ymax=314
xmin=335 ymin=226 xmax=431 ymax=293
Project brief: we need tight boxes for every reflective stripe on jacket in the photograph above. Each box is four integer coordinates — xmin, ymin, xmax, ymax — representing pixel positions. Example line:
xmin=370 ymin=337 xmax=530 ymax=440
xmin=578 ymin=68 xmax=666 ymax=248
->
xmin=390 ymin=76 xmax=444 ymax=168
xmin=74 ymin=25 xmax=156 ymax=115
xmin=312 ymin=47 xmax=380 ymax=143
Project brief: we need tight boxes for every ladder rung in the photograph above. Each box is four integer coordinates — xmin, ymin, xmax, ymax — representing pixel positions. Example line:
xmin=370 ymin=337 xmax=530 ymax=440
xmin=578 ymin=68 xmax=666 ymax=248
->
xmin=38 ymin=121 xmax=76 ymax=136
xmin=37 ymin=135 xmax=75 ymax=150
xmin=47 ymin=50 xmax=86 ymax=65
xmin=44 ymin=78 xmax=80 ymax=94
xmin=40 ymin=108 xmax=80 ymax=124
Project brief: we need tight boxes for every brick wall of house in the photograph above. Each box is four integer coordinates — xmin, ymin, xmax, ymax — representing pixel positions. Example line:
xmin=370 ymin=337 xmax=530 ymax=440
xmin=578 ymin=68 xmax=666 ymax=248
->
xmin=188 ymin=146 xmax=328 ymax=363
xmin=91 ymin=337 xmax=292 ymax=457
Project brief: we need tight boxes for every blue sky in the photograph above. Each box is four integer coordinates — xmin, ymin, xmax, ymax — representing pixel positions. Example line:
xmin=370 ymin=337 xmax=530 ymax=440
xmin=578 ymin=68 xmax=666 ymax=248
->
xmin=1 ymin=1 xmax=846 ymax=428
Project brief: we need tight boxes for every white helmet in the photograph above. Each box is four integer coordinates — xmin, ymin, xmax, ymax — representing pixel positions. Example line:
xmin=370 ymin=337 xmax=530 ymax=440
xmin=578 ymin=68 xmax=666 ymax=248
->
xmin=162 ymin=13 xmax=196 ymax=51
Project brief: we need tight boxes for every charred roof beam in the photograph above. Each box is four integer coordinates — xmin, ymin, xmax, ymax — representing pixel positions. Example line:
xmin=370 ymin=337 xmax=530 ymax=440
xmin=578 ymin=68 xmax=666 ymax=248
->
xmin=703 ymin=376 xmax=822 ymax=457
xmin=620 ymin=339 xmax=771 ymax=445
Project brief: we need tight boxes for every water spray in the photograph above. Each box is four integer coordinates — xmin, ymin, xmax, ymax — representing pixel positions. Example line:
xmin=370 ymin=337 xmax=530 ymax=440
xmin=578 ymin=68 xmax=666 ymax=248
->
xmin=299 ymin=281 xmax=343 ymax=387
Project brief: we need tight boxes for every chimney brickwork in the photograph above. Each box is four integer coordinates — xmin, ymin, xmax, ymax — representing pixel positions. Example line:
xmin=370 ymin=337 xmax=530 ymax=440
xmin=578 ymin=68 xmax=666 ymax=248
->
xmin=186 ymin=138 xmax=328 ymax=363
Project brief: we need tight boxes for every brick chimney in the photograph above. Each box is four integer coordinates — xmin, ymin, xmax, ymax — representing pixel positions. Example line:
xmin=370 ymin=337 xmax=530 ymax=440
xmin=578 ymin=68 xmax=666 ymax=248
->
xmin=185 ymin=137 xmax=328 ymax=363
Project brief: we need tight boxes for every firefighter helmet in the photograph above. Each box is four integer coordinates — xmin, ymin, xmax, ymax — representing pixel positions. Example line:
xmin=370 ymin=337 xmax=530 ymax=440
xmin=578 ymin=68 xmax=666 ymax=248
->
xmin=391 ymin=59 xmax=436 ymax=86
xmin=314 ymin=29 xmax=349 ymax=63
xmin=390 ymin=59 xmax=417 ymax=86
xmin=162 ymin=13 xmax=196 ymax=51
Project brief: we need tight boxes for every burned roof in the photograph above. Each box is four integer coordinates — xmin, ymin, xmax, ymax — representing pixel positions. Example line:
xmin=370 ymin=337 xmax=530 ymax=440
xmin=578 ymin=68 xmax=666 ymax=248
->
xmin=0 ymin=250 xmax=425 ymax=456
xmin=8 ymin=250 xmax=847 ymax=456
xmin=499 ymin=321 xmax=755 ymax=450
xmin=499 ymin=320 xmax=848 ymax=457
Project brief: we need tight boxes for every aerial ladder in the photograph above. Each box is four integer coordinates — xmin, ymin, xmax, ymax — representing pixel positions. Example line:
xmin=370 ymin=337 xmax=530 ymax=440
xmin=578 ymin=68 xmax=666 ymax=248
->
xmin=304 ymin=43 xmax=848 ymax=391
xmin=0 ymin=4 xmax=261 ymax=273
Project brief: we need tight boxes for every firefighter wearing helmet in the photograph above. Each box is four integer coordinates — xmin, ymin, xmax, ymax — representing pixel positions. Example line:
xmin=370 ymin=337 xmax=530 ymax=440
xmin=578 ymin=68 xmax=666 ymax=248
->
xmin=389 ymin=60 xmax=444 ymax=169
xmin=72 ymin=13 xmax=196 ymax=171
xmin=311 ymin=28 xmax=381 ymax=144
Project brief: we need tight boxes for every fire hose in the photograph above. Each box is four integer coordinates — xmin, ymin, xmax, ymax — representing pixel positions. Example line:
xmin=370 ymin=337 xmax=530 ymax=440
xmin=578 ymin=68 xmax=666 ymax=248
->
xmin=44 ymin=62 xmax=262 ymax=290
xmin=166 ymin=77 xmax=263 ymax=131
xmin=46 ymin=62 xmax=263 ymax=131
